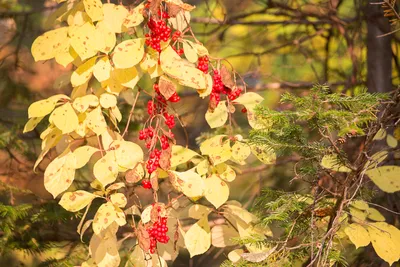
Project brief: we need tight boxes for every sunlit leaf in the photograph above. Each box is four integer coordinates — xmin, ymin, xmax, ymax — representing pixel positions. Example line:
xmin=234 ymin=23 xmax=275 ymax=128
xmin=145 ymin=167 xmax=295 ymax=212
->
xmin=184 ymin=216 xmax=211 ymax=258
xmin=344 ymin=223 xmax=370 ymax=249
xmin=112 ymin=39 xmax=145 ymax=69
xmin=366 ymin=166 xmax=400 ymax=193
xmin=93 ymin=151 xmax=119 ymax=187
xmin=92 ymin=202 xmax=126 ymax=234
xmin=367 ymin=222 xmax=400 ymax=265
xmin=59 ymin=190 xmax=98 ymax=212
xmin=44 ymin=150 xmax=77 ymax=198
xmin=204 ymin=174 xmax=229 ymax=209
xmin=205 ymin=101 xmax=228 ymax=128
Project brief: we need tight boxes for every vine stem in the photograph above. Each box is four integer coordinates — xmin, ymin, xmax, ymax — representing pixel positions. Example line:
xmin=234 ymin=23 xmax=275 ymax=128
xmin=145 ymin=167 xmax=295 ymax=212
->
xmin=122 ymin=89 xmax=141 ymax=138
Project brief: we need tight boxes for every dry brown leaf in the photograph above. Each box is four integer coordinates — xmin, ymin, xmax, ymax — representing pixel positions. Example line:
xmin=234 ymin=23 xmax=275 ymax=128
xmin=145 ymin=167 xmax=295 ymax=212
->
xmin=167 ymin=3 xmax=182 ymax=17
xmin=137 ymin=223 xmax=150 ymax=252
xmin=125 ymin=163 xmax=144 ymax=183
xmin=159 ymin=146 xmax=172 ymax=170
xmin=220 ymin=65 xmax=234 ymax=88
xmin=150 ymin=171 xmax=159 ymax=191
xmin=159 ymin=75 xmax=177 ymax=100
xmin=149 ymin=0 xmax=162 ymax=14
xmin=150 ymin=202 xmax=166 ymax=222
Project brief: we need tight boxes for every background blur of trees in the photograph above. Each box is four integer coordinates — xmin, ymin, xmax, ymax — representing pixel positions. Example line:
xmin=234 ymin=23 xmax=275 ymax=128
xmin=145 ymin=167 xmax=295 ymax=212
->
xmin=0 ymin=0 xmax=399 ymax=266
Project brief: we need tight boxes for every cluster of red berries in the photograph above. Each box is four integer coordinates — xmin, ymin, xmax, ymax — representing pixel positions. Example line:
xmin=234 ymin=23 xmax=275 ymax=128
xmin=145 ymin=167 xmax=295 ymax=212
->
xmin=197 ymin=56 xmax=209 ymax=73
xmin=141 ymin=179 xmax=152 ymax=189
xmin=168 ymin=92 xmax=180 ymax=102
xmin=145 ymin=148 xmax=161 ymax=174
xmin=139 ymin=127 xmax=154 ymax=143
xmin=145 ymin=17 xmax=171 ymax=52
xmin=148 ymin=217 xmax=169 ymax=254
xmin=173 ymin=47 xmax=184 ymax=56
xmin=210 ymin=70 xmax=242 ymax=106
xmin=164 ymin=113 xmax=175 ymax=129
xmin=172 ymin=31 xmax=181 ymax=42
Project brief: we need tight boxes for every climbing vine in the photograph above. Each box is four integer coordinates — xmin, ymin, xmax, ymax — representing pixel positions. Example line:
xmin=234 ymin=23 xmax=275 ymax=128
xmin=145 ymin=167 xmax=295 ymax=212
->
xmin=25 ymin=0 xmax=269 ymax=266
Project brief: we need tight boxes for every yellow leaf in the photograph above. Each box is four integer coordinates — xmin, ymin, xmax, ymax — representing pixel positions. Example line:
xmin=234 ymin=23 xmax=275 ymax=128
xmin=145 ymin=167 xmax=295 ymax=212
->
xmin=233 ymin=92 xmax=264 ymax=111
xmin=72 ymin=94 xmax=99 ymax=113
xmin=321 ymin=154 xmax=351 ymax=172
xmin=44 ymin=150 xmax=77 ymax=198
xmin=70 ymin=10 xmax=91 ymax=26
xmin=94 ymin=21 xmax=116 ymax=54
xmin=183 ymin=40 xmax=198 ymax=63
xmin=184 ymin=216 xmax=211 ymax=257
xmin=69 ymin=22 xmax=98 ymax=60
xmin=59 ymin=190 xmax=98 ymax=212
xmin=112 ymin=67 xmax=140 ymax=88
xmin=365 ymin=151 xmax=388 ymax=170
xmin=211 ymin=224 xmax=239 ymax=247
xmin=210 ymin=140 xmax=232 ymax=166
xmin=86 ymin=106 xmax=108 ymax=135
xmin=367 ymin=222 xmax=400 ymax=265
xmin=35 ymin=127 xmax=63 ymax=171
xmin=197 ymin=73 xmax=212 ymax=98
xmin=71 ymin=56 xmax=97 ymax=87
xmin=168 ymin=10 xmax=190 ymax=32
xmin=140 ymin=51 xmax=158 ymax=71
xmin=344 ymin=223 xmax=370 ymax=249
xmin=93 ymin=56 xmax=112 ymax=82
xmin=173 ymin=170 xmax=205 ymax=198
xmin=192 ymin=43 xmax=208 ymax=56
xmin=196 ymin=160 xmax=209 ymax=175
xmin=112 ymin=39 xmax=145 ymax=69
xmin=223 ymin=204 xmax=258 ymax=224
xmin=394 ymin=126 xmax=400 ymax=140
xmin=231 ymin=142 xmax=251 ymax=164
xmin=28 ymin=99 xmax=57 ymax=118
xmin=123 ymin=3 xmax=144 ymax=28
xmin=200 ymin=135 xmax=227 ymax=155
xmin=31 ymin=27 xmax=69 ymax=61
xmin=205 ymin=101 xmax=228 ymax=128
xmin=160 ymin=46 xmax=207 ymax=89
xmin=373 ymin=129 xmax=387 ymax=140
xmin=92 ymin=202 xmax=126 ymax=234
xmin=110 ymin=106 xmax=122 ymax=122
xmin=204 ymin=174 xmax=229 ymax=208
xmin=83 ymin=0 xmax=103 ymax=22
xmin=251 ymin=145 xmax=276 ymax=164
xmin=367 ymin=208 xmax=385 ymax=222
xmin=49 ymin=103 xmax=79 ymax=134
xmin=110 ymin=193 xmax=127 ymax=208
xmin=73 ymin=145 xmax=99 ymax=168
xmin=141 ymin=205 xmax=153 ymax=224
xmin=349 ymin=207 xmax=367 ymax=223
xmin=217 ymin=164 xmax=236 ymax=182
xmin=93 ymin=151 xmax=119 ymax=187
xmin=103 ymin=3 xmax=129 ymax=33
xmin=99 ymin=93 xmax=117 ymax=108
xmin=366 ymin=166 xmax=400 ymax=193
xmin=113 ymin=140 xmax=144 ymax=170
xmin=188 ymin=204 xmax=211 ymax=219
xmin=170 ymin=145 xmax=199 ymax=167
xmin=386 ymin=134 xmax=398 ymax=148
xmin=350 ymin=200 xmax=369 ymax=210
xmin=23 ymin=117 xmax=44 ymax=133
xmin=90 ymin=229 xmax=120 ymax=267
xmin=55 ymin=41 xmax=77 ymax=67
xmin=228 ymin=249 xmax=244 ymax=263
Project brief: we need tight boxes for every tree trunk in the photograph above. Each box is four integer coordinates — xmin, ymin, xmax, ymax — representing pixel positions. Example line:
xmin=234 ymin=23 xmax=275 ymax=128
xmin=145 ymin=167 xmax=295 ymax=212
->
xmin=365 ymin=0 xmax=392 ymax=93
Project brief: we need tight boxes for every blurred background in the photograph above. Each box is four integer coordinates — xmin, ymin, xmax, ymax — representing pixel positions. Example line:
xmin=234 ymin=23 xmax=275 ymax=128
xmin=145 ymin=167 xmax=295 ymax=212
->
xmin=0 ymin=0 xmax=399 ymax=266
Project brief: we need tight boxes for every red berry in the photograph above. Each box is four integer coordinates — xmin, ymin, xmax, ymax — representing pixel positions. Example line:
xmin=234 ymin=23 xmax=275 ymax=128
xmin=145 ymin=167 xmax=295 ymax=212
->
xmin=241 ymin=108 xmax=247 ymax=113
